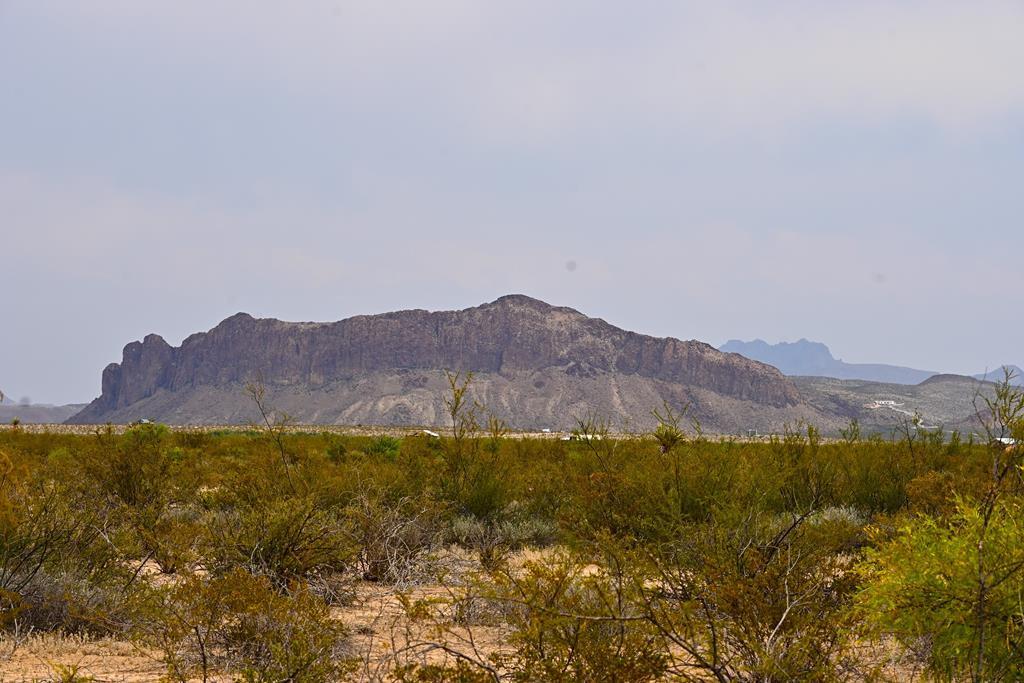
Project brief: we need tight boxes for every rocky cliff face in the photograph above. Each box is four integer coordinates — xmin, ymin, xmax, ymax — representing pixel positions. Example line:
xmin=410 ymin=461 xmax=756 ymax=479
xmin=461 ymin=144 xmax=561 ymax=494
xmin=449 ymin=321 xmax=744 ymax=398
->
xmin=70 ymin=295 xmax=817 ymax=431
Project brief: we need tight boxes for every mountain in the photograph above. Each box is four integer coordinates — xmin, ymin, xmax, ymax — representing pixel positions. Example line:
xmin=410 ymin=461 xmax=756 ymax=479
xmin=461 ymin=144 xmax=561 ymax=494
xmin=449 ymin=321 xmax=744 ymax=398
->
xmin=0 ymin=403 xmax=87 ymax=424
xmin=720 ymin=339 xmax=1022 ymax=387
xmin=793 ymin=374 xmax=997 ymax=435
xmin=719 ymin=339 xmax=938 ymax=384
xmin=68 ymin=295 xmax=831 ymax=433
xmin=973 ymin=365 xmax=1024 ymax=385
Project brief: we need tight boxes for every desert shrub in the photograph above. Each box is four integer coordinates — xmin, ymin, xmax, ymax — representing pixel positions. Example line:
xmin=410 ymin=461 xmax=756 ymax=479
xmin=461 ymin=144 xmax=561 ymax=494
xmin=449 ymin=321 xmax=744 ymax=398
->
xmin=174 ymin=429 xmax=211 ymax=450
xmin=202 ymin=495 xmax=355 ymax=587
xmin=46 ymin=663 xmax=96 ymax=683
xmin=450 ymin=507 xmax=557 ymax=570
xmin=0 ymin=449 xmax=136 ymax=635
xmin=348 ymin=492 xmax=444 ymax=584
xmin=138 ymin=569 xmax=352 ymax=682
xmin=856 ymin=498 xmax=1024 ymax=681
xmin=0 ymin=385 xmax=1019 ymax=679
xmin=905 ymin=469 xmax=959 ymax=517
xmin=435 ymin=372 xmax=514 ymax=521
xmin=365 ymin=435 xmax=402 ymax=459
xmin=809 ymin=505 xmax=868 ymax=527
xmin=393 ymin=660 xmax=497 ymax=682
xmin=324 ymin=435 xmax=348 ymax=463
xmin=636 ymin=509 xmax=861 ymax=681
xmin=624 ymin=437 xmax=752 ymax=542
xmin=856 ymin=375 xmax=1024 ymax=680
xmin=499 ymin=438 xmax=570 ymax=521
xmin=12 ymin=567 xmax=143 ymax=635
xmin=395 ymin=547 xmax=665 ymax=682
xmin=195 ymin=437 xmax=358 ymax=586
xmin=825 ymin=440 xmax=912 ymax=514
xmin=764 ymin=425 xmax=841 ymax=513
xmin=66 ymin=424 xmax=205 ymax=577
xmin=556 ymin=454 xmax=642 ymax=539
xmin=79 ymin=423 xmax=176 ymax=508
xmin=480 ymin=550 xmax=666 ymax=682
xmin=137 ymin=508 xmax=204 ymax=574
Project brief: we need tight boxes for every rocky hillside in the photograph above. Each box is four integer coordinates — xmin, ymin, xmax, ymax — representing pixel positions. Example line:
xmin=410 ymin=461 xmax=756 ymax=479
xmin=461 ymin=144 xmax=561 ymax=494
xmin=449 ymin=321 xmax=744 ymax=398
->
xmin=69 ymin=295 xmax=831 ymax=433
xmin=793 ymin=374 xmax=995 ymax=435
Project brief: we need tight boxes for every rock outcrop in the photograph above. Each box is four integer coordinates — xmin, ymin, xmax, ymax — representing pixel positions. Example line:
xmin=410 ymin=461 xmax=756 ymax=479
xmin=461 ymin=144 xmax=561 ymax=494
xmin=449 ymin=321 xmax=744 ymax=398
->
xmin=69 ymin=295 xmax=827 ymax=432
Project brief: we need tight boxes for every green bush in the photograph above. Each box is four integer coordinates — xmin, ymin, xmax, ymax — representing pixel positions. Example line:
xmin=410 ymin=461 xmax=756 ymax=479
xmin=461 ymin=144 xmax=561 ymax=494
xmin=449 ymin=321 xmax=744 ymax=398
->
xmin=202 ymin=495 xmax=355 ymax=587
xmin=364 ymin=435 xmax=402 ymax=459
xmin=857 ymin=498 xmax=1024 ymax=680
xmin=0 ymin=449 xmax=136 ymax=634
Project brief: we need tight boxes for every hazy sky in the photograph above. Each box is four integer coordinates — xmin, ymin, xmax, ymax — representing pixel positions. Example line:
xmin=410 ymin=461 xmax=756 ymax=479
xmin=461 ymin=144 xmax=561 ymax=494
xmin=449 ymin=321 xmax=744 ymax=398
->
xmin=3 ymin=1 xmax=1023 ymax=405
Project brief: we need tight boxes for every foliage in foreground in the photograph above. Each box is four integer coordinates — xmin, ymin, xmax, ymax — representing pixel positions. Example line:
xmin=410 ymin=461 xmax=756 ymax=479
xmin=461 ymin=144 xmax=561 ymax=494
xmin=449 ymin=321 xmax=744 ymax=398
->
xmin=136 ymin=569 xmax=352 ymax=682
xmin=858 ymin=500 xmax=1024 ymax=681
xmin=0 ymin=373 xmax=1021 ymax=681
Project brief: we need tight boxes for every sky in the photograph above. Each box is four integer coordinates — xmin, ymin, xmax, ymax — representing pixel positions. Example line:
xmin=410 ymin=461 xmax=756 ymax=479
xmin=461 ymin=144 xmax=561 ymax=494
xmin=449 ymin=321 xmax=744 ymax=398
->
xmin=2 ymin=1 xmax=1023 ymax=405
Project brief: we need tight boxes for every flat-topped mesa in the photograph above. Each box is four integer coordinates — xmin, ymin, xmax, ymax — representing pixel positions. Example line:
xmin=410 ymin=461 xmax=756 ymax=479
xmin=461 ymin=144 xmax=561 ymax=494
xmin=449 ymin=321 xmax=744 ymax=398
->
xmin=70 ymin=295 xmax=804 ymax=426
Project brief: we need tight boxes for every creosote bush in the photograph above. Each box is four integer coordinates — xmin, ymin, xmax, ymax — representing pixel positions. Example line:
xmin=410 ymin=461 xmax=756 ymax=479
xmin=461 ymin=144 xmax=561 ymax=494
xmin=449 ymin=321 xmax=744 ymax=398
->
xmin=136 ymin=568 xmax=352 ymax=682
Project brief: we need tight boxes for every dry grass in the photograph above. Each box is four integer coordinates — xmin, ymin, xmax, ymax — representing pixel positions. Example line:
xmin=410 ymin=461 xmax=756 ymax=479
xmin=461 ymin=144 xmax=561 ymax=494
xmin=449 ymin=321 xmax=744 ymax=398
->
xmin=0 ymin=632 xmax=165 ymax=683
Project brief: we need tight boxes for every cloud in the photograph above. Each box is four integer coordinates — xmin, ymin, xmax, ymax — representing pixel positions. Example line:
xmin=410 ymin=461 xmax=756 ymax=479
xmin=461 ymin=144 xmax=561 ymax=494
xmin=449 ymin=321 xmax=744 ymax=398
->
xmin=12 ymin=1 xmax=1022 ymax=140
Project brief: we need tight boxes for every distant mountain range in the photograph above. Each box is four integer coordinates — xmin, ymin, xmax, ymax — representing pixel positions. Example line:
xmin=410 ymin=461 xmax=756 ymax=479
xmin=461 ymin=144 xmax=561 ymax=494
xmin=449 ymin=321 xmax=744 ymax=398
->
xmin=50 ymin=297 xmax=1014 ymax=435
xmin=0 ymin=403 xmax=86 ymax=424
xmin=719 ymin=339 xmax=1022 ymax=386
xmin=972 ymin=367 xmax=1024 ymax=385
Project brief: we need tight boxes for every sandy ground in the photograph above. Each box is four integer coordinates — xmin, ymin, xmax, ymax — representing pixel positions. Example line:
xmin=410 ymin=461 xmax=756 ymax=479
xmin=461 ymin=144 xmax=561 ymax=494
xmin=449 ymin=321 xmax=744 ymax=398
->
xmin=342 ymin=581 xmax=511 ymax=682
xmin=0 ymin=633 xmax=165 ymax=682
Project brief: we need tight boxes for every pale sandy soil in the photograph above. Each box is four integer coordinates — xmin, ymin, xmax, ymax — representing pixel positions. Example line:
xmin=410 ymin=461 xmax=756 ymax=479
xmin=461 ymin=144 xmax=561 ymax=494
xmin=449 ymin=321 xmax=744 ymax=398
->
xmin=0 ymin=633 xmax=165 ymax=682
xmin=342 ymin=582 xmax=511 ymax=682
